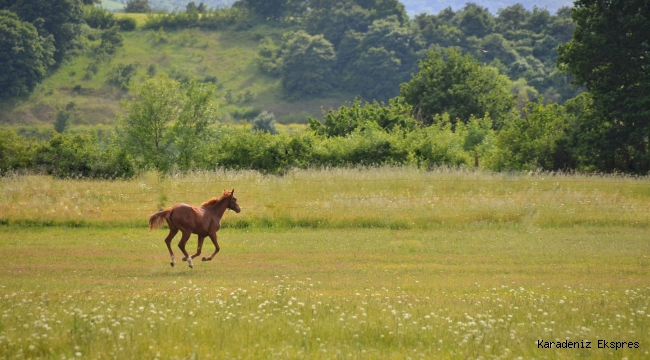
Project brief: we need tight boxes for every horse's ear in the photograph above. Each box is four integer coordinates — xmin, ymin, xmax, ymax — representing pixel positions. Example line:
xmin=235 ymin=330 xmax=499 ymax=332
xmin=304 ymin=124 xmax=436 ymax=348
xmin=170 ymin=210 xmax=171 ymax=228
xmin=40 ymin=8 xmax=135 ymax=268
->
xmin=231 ymin=189 xmax=235 ymax=195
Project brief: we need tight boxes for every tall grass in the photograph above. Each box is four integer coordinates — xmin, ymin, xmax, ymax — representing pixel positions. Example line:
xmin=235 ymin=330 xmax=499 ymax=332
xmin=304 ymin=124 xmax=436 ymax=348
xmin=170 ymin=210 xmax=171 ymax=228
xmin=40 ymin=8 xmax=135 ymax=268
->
xmin=1 ymin=167 xmax=649 ymax=228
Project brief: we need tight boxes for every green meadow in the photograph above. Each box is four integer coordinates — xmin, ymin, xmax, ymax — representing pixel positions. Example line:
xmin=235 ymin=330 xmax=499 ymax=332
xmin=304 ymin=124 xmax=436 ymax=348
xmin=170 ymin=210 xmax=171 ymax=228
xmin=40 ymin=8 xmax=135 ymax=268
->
xmin=1 ymin=168 xmax=649 ymax=359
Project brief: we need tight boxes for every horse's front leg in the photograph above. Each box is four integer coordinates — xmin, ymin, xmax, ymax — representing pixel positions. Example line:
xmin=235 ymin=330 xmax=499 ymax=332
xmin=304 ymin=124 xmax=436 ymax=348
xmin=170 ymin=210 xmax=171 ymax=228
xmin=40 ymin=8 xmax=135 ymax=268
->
xmin=190 ymin=235 xmax=205 ymax=260
xmin=202 ymin=233 xmax=220 ymax=261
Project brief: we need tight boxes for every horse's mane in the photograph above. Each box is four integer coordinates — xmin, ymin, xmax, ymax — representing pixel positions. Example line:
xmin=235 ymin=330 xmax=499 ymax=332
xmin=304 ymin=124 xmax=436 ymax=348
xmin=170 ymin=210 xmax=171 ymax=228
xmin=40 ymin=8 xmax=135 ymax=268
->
xmin=201 ymin=192 xmax=232 ymax=207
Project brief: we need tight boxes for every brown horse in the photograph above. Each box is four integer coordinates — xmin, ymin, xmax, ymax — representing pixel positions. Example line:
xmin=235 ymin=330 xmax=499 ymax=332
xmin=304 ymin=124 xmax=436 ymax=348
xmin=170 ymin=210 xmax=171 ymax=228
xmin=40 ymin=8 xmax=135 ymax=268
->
xmin=148 ymin=189 xmax=241 ymax=268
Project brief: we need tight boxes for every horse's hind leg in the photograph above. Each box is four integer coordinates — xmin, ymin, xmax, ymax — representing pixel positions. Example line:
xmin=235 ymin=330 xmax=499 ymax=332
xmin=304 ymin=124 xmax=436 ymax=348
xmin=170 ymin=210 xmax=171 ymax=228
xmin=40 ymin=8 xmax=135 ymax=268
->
xmin=177 ymin=231 xmax=194 ymax=269
xmin=202 ymin=233 xmax=220 ymax=261
xmin=164 ymin=229 xmax=179 ymax=267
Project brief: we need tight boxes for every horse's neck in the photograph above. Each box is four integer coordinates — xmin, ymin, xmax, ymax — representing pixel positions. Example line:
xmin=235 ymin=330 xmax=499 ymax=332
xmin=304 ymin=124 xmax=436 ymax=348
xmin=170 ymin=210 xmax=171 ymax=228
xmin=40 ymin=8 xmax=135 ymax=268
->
xmin=205 ymin=198 xmax=229 ymax=218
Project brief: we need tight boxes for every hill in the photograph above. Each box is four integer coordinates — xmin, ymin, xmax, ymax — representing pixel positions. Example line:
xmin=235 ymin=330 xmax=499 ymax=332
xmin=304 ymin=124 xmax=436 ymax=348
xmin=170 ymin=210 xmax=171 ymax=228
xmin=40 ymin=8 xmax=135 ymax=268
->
xmin=0 ymin=25 xmax=351 ymax=126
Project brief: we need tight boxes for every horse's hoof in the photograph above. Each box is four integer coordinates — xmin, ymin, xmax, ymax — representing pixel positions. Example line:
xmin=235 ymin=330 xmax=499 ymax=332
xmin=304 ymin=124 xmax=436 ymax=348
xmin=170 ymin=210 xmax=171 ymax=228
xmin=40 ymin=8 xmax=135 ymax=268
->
xmin=170 ymin=262 xmax=175 ymax=267
xmin=189 ymin=263 xmax=194 ymax=269
xmin=202 ymin=257 xmax=210 ymax=261
xmin=182 ymin=257 xmax=187 ymax=261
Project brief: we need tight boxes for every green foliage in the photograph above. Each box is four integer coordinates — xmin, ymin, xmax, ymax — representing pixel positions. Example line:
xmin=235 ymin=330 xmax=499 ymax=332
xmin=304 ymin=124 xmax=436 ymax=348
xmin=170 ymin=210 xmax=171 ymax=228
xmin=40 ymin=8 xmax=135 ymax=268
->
xmin=0 ymin=10 xmax=54 ymax=99
xmin=97 ymin=25 xmax=123 ymax=55
xmin=486 ymin=99 xmax=574 ymax=171
xmin=400 ymin=48 xmax=516 ymax=127
xmin=255 ymin=37 xmax=282 ymax=76
xmin=106 ymin=63 xmax=139 ymax=90
xmin=305 ymin=2 xmax=372 ymax=48
xmin=83 ymin=6 xmax=115 ymax=29
xmin=0 ymin=0 xmax=83 ymax=64
xmin=115 ymin=17 xmax=137 ymax=31
xmin=0 ymin=128 xmax=33 ymax=175
xmin=54 ymin=110 xmax=70 ymax=133
xmin=124 ymin=0 xmax=152 ymax=13
xmin=252 ymin=111 xmax=278 ymax=134
xmin=117 ymin=75 xmax=219 ymax=172
xmin=414 ymin=4 xmax=578 ymax=104
xmin=83 ymin=5 xmax=136 ymax=32
xmin=558 ymin=0 xmax=650 ymax=173
xmin=280 ymin=31 xmax=336 ymax=99
xmin=308 ymin=98 xmax=415 ymax=137
xmin=34 ymin=131 xmax=135 ymax=179
xmin=341 ymin=17 xmax=425 ymax=101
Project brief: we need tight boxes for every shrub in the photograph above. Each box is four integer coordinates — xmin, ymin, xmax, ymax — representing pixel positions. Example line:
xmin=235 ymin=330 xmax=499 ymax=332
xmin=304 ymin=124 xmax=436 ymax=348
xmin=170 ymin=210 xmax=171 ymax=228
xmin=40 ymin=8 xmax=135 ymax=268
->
xmin=106 ymin=63 xmax=139 ymax=90
xmin=252 ymin=111 xmax=278 ymax=134
xmin=115 ymin=17 xmax=137 ymax=31
xmin=0 ymin=129 xmax=33 ymax=175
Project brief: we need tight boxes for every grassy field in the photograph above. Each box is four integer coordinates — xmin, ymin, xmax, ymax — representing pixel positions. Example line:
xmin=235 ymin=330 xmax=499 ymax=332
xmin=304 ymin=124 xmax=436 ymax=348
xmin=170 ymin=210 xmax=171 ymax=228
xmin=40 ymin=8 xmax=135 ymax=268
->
xmin=1 ymin=167 xmax=649 ymax=228
xmin=0 ymin=168 xmax=649 ymax=359
xmin=0 ymin=23 xmax=352 ymax=127
xmin=0 ymin=226 xmax=648 ymax=359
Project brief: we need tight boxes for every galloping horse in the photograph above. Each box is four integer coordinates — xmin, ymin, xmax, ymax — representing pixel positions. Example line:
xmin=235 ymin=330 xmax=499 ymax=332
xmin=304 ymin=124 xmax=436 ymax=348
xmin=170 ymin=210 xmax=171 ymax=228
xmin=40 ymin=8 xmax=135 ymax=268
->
xmin=148 ymin=189 xmax=241 ymax=268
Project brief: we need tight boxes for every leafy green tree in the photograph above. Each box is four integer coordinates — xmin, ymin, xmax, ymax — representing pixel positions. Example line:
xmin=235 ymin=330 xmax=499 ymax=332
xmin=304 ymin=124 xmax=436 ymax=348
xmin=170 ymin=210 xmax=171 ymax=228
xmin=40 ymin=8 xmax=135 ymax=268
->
xmin=456 ymin=3 xmax=494 ymax=38
xmin=0 ymin=10 xmax=54 ymax=99
xmin=495 ymin=4 xmax=528 ymax=33
xmin=400 ymin=48 xmax=516 ymax=127
xmin=117 ymin=75 xmax=219 ymax=172
xmin=558 ymin=0 xmax=650 ymax=172
xmin=124 ymin=0 xmax=151 ymax=13
xmin=0 ymin=0 xmax=83 ymax=64
xmin=280 ymin=31 xmax=336 ymax=99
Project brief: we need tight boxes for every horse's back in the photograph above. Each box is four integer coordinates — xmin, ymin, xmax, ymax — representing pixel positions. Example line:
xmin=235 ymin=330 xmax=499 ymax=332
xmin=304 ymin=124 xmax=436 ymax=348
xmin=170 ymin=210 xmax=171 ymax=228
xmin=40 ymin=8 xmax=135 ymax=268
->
xmin=170 ymin=203 xmax=216 ymax=234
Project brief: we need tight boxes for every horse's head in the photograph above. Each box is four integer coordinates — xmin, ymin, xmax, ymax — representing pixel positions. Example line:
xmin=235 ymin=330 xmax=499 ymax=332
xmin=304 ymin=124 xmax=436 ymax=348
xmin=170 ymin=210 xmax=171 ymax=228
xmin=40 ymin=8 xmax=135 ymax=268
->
xmin=224 ymin=189 xmax=241 ymax=213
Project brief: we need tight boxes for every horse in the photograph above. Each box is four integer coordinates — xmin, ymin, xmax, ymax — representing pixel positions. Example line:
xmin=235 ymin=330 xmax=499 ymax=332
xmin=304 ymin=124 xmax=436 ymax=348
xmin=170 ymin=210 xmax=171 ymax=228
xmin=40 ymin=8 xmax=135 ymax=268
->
xmin=148 ymin=189 xmax=241 ymax=268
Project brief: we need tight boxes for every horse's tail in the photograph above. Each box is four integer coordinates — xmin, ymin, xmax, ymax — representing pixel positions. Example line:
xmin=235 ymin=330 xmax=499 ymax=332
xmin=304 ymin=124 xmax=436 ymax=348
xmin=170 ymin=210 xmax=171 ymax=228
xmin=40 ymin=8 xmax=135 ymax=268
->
xmin=149 ymin=209 xmax=171 ymax=231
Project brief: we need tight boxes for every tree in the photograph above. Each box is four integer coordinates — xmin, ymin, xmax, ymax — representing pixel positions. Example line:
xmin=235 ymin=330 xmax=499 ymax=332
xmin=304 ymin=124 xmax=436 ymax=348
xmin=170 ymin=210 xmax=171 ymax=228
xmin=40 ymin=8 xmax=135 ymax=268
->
xmin=0 ymin=10 xmax=54 ymax=99
xmin=124 ymin=0 xmax=151 ymax=13
xmin=400 ymin=48 xmax=516 ymax=127
xmin=117 ymin=75 xmax=219 ymax=172
xmin=557 ymin=0 xmax=650 ymax=172
xmin=0 ymin=0 xmax=83 ymax=64
xmin=280 ymin=31 xmax=336 ymax=99
xmin=456 ymin=3 xmax=494 ymax=38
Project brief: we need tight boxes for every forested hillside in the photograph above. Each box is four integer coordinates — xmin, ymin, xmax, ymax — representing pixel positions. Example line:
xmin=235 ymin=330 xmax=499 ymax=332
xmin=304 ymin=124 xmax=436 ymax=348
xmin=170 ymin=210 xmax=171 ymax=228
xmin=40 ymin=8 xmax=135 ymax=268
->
xmin=1 ymin=0 xmax=648 ymax=175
